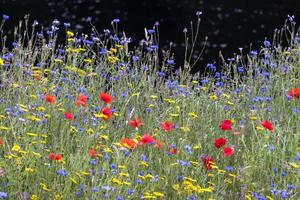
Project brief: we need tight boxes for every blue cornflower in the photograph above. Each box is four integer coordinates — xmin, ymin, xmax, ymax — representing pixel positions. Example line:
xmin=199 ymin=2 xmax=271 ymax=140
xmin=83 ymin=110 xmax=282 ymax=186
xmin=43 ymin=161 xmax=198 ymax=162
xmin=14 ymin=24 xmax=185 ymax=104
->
xmin=166 ymin=59 xmax=175 ymax=65
xmin=116 ymin=196 xmax=123 ymax=200
xmin=184 ymin=144 xmax=192 ymax=154
xmin=281 ymin=65 xmax=289 ymax=73
xmin=140 ymin=154 xmax=148 ymax=161
xmin=272 ymin=167 xmax=278 ymax=173
xmin=56 ymin=169 xmax=68 ymax=176
xmin=89 ymin=159 xmax=98 ymax=165
xmin=177 ymin=174 xmax=184 ymax=181
xmin=63 ymin=22 xmax=70 ymax=27
xmin=140 ymin=65 xmax=148 ymax=71
xmin=266 ymin=144 xmax=276 ymax=151
xmin=215 ymin=72 xmax=221 ymax=77
xmin=287 ymin=14 xmax=295 ymax=22
xmin=147 ymin=29 xmax=155 ymax=34
xmin=2 ymin=15 xmax=9 ymax=20
xmin=83 ymin=39 xmax=93 ymax=45
xmin=225 ymin=166 xmax=234 ymax=171
xmin=238 ymin=67 xmax=245 ymax=73
xmin=177 ymin=160 xmax=191 ymax=166
xmin=0 ymin=192 xmax=8 ymax=199
xmin=91 ymin=187 xmax=98 ymax=192
xmin=187 ymin=195 xmax=198 ymax=200
xmin=295 ymin=154 xmax=300 ymax=162
xmin=101 ymin=185 xmax=112 ymax=191
xmin=252 ymin=192 xmax=267 ymax=200
xmin=207 ymin=63 xmax=216 ymax=71
xmin=280 ymin=190 xmax=289 ymax=199
xmin=264 ymin=40 xmax=271 ymax=47
xmin=157 ymin=71 xmax=166 ymax=77
xmin=145 ymin=107 xmax=152 ymax=113
xmin=261 ymin=72 xmax=270 ymax=77
xmin=138 ymin=171 xmax=145 ymax=176
xmin=136 ymin=179 xmax=143 ymax=184
xmin=250 ymin=50 xmax=258 ymax=57
xmin=104 ymin=153 xmax=110 ymax=160
xmin=112 ymin=18 xmax=120 ymax=23
xmin=287 ymin=184 xmax=296 ymax=190
xmin=103 ymin=29 xmax=111 ymax=35
xmin=295 ymin=37 xmax=300 ymax=43
xmin=200 ymin=78 xmax=209 ymax=84
xmin=132 ymin=56 xmax=139 ymax=62
xmin=110 ymin=163 xmax=117 ymax=170
xmin=196 ymin=11 xmax=202 ymax=16
xmin=128 ymin=189 xmax=135 ymax=195
xmin=216 ymin=81 xmax=224 ymax=87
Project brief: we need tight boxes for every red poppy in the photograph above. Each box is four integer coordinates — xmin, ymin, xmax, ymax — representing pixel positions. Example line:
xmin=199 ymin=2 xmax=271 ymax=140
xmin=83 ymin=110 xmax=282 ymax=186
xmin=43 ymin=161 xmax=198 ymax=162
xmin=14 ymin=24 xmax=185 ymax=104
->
xmin=160 ymin=121 xmax=174 ymax=132
xmin=120 ymin=138 xmax=137 ymax=149
xmin=139 ymin=134 xmax=155 ymax=145
xmin=101 ymin=107 xmax=113 ymax=120
xmin=64 ymin=112 xmax=74 ymax=120
xmin=48 ymin=153 xmax=62 ymax=160
xmin=219 ymin=119 xmax=232 ymax=131
xmin=0 ymin=138 xmax=4 ymax=145
xmin=44 ymin=94 xmax=56 ymax=104
xmin=48 ymin=152 xmax=56 ymax=160
xmin=201 ymin=156 xmax=214 ymax=170
xmin=78 ymin=94 xmax=87 ymax=102
xmin=88 ymin=149 xmax=97 ymax=158
xmin=153 ymin=140 xmax=164 ymax=149
xmin=75 ymin=94 xmax=87 ymax=107
xmin=55 ymin=154 xmax=62 ymax=160
xmin=214 ymin=137 xmax=227 ymax=148
xmin=222 ymin=147 xmax=234 ymax=157
xmin=170 ymin=148 xmax=177 ymax=155
xmin=36 ymin=74 xmax=41 ymax=81
xmin=99 ymin=92 xmax=113 ymax=104
xmin=128 ymin=117 xmax=144 ymax=128
xmin=261 ymin=120 xmax=273 ymax=131
xmin=289 ymin=87 xmax=300 ymax=99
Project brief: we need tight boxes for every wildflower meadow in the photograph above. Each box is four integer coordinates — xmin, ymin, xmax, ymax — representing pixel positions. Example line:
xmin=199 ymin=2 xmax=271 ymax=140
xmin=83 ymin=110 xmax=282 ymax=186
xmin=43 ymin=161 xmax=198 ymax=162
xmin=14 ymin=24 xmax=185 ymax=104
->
xmin=0 ymin=13 xmax=299 ymax=200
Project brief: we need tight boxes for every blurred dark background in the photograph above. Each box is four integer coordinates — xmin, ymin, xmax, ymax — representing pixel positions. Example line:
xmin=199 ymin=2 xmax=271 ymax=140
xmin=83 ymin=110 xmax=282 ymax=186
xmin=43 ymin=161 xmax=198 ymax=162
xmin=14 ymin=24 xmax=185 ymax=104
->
xmin=1 ymin=0 xmax=300 ymax=71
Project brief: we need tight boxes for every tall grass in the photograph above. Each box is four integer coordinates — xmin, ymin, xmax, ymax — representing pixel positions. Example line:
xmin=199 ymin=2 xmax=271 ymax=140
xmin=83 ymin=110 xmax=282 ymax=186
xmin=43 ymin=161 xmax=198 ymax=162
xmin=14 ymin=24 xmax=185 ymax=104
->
xmin=0 ymin=13 xmax=299 ymax=200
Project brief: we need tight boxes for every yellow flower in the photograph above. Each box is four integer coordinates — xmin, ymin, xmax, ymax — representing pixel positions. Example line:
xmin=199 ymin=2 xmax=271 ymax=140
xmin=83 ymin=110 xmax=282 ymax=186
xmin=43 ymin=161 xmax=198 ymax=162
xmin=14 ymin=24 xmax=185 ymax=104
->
xmin=25 ymin=168 xmax=34 ymax=173
xmin=40 ymin=182 xmax=51 ymax=192
xmin=31 ymin=194 xmax=38 ymax=200
xmin=112 ymin=178 xmax=122 ymax=185
xmin=0 ymin=58 xmax=4 ymax=66
xmin=66 ymin=31 xmax=74 ymax=37
xmin=0 ymin=126 xmax=10 ymax=131
xmin=153 ymin=192 xmax=164 ymax=197
xmin=210 ymin=95 xmax=218 ymax=100
xmin=188 ymin=112 xmax=198 ymax=118
xmin=12 ymin=144 xmax=21 ymax=152
xmin=69 ymin=177 xmax=78 ymax=184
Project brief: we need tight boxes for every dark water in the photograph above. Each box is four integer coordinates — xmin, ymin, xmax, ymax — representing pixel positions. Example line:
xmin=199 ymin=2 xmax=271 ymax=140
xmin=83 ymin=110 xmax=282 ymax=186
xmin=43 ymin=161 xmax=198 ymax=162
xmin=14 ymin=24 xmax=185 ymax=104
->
xmin=1 ymin=0 xmax=300 ymax=71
